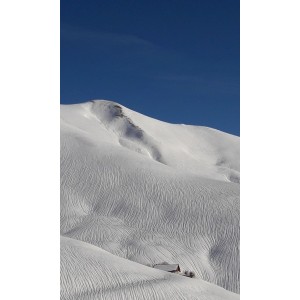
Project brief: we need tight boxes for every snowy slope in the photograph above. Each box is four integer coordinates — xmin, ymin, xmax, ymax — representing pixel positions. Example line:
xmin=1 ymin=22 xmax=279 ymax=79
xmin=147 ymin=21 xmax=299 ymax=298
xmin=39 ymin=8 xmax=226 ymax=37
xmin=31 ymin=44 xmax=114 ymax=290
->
xmin=61 ymin=236 xmax=239 ymax=300
xmin=60 ymin=100 xmax=240 ymax=299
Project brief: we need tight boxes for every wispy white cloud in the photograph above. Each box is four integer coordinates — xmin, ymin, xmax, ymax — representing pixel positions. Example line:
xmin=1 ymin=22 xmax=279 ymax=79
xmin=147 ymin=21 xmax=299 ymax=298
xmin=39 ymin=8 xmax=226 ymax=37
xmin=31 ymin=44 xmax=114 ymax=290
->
xmin=61 ymin=25 xmax=156 ymax=49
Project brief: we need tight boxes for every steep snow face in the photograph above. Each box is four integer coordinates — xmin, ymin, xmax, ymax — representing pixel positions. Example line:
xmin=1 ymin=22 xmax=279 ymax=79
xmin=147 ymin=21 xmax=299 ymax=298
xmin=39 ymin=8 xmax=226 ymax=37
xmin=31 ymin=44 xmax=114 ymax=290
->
xmin=60 ymin=100 xmax=240 ymax=298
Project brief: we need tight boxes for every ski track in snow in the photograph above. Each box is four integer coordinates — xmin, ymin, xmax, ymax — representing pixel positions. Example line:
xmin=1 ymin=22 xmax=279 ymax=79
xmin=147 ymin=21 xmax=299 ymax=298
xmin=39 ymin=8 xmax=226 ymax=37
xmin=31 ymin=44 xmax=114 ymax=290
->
xmin=60 ymin=100 xmax=240 ymax=299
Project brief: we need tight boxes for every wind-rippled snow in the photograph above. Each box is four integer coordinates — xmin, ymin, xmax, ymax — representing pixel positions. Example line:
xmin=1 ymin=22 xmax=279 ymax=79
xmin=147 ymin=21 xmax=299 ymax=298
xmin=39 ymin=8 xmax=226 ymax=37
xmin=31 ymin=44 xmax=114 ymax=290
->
xmin=60 ymin=100 xmax=240 ymax=299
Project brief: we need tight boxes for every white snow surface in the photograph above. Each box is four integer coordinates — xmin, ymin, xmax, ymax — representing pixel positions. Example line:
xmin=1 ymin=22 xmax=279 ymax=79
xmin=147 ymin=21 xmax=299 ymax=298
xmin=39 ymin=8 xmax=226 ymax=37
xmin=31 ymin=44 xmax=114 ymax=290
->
xmin=61 ymin=100 xmax=240 ymax=299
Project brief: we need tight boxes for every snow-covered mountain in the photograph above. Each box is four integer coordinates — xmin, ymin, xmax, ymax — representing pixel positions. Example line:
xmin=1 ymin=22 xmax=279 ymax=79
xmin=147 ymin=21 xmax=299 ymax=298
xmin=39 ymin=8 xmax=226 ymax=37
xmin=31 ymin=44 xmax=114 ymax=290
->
xmin=60 ymin=100 xmax=240 ymax=299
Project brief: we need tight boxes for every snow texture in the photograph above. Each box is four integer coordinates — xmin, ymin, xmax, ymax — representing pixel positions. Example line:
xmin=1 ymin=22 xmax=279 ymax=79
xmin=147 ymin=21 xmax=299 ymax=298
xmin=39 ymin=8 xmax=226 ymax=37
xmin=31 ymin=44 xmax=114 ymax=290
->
xmin=61 ymin=100 xmax=240 ymax=299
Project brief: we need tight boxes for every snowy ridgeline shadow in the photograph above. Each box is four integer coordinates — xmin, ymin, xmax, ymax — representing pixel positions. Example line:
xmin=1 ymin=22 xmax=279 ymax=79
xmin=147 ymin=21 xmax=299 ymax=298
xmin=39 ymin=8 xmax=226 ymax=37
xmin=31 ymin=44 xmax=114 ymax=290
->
xmin=91 ymin=101 xmax=166 ymax=165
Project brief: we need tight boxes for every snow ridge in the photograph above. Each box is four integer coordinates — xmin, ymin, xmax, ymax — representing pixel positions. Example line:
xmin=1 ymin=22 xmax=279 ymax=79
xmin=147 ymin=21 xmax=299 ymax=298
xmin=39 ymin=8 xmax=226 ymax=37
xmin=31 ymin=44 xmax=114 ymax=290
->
xmin=89 ymin=100 xmax=165 ymax=164
xmin=61 ymin=236 xmax=239 ymax=300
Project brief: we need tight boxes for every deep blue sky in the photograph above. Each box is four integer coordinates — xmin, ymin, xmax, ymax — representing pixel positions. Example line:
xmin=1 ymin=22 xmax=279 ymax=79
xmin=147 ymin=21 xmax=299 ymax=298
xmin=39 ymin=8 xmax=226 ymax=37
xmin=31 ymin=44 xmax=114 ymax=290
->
xmin=61 ymin=0 xmax=239 ymax=135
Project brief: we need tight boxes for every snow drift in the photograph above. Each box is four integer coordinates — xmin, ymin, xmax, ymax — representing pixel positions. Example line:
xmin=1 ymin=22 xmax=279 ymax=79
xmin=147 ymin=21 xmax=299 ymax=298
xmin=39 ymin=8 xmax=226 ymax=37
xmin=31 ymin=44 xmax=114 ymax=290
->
xmin=60 ymin=100 xmax=240 ymax=299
